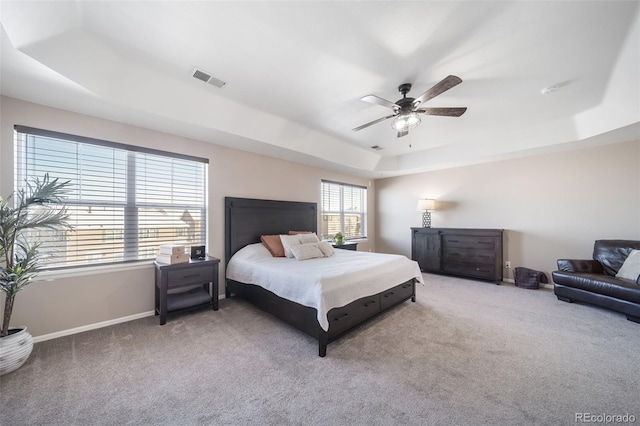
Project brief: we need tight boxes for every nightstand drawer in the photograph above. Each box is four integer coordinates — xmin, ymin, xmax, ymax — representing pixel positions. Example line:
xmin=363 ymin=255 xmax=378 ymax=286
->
xmin=167 ymin=265 xmax=214 ymax=288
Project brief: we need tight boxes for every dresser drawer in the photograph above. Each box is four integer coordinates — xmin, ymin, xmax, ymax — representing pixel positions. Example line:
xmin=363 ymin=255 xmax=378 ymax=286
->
xmin=328 ymin=294 xmax=380 ymax=337
xmin=443 ymin=260 xmax=496 ymax=280
xmin=443 ymin=248 xmax=496 ymax=265
xmin=381 ymin=281 xmax=414 ymax=310
xmin=442 ymin=235 xmax=496 ymax=250
xmin=167 ymin=265 xmax=214 ymax=288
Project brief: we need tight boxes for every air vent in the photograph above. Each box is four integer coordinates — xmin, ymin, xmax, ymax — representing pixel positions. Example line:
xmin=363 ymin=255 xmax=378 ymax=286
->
xmin=192 ymin=67 xmax=226 ymax=88
xmin=370 ymin=145 xmax=383 ymax=150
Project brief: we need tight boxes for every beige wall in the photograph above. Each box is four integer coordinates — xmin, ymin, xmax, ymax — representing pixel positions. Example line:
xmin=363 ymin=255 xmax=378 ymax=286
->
xmin=376 ymin=139 xmax=640 ymax=281
xmin=0 ymin=96 xmax=375 ymax=337
xmin=3 ymin=95 xmax=639 ymax=338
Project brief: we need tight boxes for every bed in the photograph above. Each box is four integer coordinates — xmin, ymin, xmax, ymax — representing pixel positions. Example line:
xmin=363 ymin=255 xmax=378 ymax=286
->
xmin=224 ymin=197 xmax=423 ymax=357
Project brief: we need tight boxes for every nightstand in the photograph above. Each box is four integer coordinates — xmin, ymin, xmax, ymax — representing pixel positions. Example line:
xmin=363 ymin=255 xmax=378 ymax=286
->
xmin=154 ymin=256 xmax=220 ymax=325
xmin=332 ymin=242 xmax=358 ymax=251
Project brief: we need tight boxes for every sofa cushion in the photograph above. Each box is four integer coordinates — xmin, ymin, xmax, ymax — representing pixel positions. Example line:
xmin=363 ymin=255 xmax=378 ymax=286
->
xmin=593 ymin=240 xmax=640 ymax=276
xmin=552 ymin=271 xmax=640 ymax=304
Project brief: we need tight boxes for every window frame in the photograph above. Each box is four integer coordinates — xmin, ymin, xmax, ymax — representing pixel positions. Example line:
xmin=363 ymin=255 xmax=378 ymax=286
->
xmin=14 ymin=125 xmax=208 ymax=270
xmin=320 ymin=179 xmax=367 ymax=241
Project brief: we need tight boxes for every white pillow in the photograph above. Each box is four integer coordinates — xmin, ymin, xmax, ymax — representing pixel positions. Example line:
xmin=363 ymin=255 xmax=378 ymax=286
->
xmin=616 ymin=250 xmax=640 ymax=282
xmin=316 ymin=241 xmax=335 ymax=257
xmin=280 ymin=234 xmax=302 ymax=258
xmin=299 ymin=232 xmax=320 ymax=244
xmin=290 ymin=242 xmax=325 ymax=261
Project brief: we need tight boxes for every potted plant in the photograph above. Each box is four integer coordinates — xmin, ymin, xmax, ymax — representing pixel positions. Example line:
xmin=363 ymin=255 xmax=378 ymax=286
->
xmin=334 ymin=232 xmax=344 ymax=245
xmin=0 ymin=174 xmax=70 ymax=375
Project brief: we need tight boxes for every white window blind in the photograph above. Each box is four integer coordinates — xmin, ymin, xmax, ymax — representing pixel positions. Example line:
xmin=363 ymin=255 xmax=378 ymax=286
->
xmin=14 ymin=126 xmax=208 ymax=269
xmin=321 ymin=180 xmax=366 ymax=240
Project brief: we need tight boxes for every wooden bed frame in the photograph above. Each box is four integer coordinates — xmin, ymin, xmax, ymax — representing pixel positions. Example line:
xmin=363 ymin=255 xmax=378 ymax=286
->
xmin=224 ymin=197 xmax=416 ymax=357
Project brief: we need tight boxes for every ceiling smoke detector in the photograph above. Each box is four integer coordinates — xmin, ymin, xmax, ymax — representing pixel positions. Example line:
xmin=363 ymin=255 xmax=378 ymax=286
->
xmin=192 ymin=67 xmax=226 ymax=88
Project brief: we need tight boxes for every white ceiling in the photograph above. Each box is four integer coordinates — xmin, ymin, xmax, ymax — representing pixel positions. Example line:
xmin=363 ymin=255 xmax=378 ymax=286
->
xmin=1 ymin=1 xmax=639 ymax=178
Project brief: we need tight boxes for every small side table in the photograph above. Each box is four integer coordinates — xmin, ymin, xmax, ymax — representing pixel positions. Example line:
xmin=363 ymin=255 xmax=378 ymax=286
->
xmin=154 ymin=256 xmax=220 ymax=325
xmin=332 ymin=242 xmax=358 ymax=251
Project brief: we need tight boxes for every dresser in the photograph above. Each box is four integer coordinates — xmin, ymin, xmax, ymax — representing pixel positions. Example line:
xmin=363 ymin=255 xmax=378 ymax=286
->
xmin=411 ymin=228 xmax=503 ymax=282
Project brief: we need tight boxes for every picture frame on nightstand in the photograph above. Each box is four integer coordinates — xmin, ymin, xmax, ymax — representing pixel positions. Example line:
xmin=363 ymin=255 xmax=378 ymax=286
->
xmin=190 ymin=245 xmax=206 ymax=259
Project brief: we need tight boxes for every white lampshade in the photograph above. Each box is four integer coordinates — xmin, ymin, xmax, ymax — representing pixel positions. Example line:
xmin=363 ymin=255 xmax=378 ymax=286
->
xmin=417 ymin=199 xmax=436 ymax=211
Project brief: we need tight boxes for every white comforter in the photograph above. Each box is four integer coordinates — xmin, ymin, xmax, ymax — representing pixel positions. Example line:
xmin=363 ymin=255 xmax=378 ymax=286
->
xmin=226 ymin=243 xmax=424 ymax=331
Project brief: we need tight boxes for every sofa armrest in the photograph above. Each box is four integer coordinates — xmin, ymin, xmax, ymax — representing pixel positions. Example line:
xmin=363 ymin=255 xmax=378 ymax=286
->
xmin=556 ymin=259 xmax=604 ymax=274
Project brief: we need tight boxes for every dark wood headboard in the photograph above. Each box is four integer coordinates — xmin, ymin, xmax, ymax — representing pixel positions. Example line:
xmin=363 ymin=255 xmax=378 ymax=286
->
xmin=224 ymin=197 xmax=318 ymax=265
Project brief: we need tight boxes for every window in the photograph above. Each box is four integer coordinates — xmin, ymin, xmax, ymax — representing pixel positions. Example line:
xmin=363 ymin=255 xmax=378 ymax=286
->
xmin=14 ymin=126 xmax=208 ymax=269
xmin=321 ymin=180 xmax=366 ymax=240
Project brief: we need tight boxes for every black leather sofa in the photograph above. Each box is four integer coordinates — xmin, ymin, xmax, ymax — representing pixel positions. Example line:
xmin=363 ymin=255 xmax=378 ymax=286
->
xmin=552 ymin=240 xmax=640 ymax=323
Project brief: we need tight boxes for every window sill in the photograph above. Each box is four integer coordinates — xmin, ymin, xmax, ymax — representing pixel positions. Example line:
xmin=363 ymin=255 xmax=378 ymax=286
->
xmin=34 ymin=261 xmax=154 ymax=282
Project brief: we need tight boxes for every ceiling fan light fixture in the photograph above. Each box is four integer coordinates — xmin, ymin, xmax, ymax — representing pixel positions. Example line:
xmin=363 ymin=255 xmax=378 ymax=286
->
xmin=354 ymin=76 xmax=465 ymax=134
xmin=391 ymin=111 xmax=421 ymax=132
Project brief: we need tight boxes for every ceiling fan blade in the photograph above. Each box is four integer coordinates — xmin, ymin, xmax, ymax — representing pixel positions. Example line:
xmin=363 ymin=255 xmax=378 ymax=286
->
xmin=412 ymin=75 xmax=463 ymax=107
xmin=352 ymin=114 xmax=396 ymax=131
xmin=397 ymin=130 xmax=409 ymax=138
xmin=360 ymin=95 xmax=400 ymax=110
xmin=418 ymin=107 xmax=467 ymax=117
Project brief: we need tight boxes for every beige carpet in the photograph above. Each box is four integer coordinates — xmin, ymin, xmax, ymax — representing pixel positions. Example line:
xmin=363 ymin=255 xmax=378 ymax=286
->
xmin=2 ymin=273 xmax=639 ymax=425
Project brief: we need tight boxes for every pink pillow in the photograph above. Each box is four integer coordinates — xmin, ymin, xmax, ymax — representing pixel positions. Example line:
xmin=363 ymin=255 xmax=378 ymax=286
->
xmin=261 ymin=235 xmax=285 ymax=257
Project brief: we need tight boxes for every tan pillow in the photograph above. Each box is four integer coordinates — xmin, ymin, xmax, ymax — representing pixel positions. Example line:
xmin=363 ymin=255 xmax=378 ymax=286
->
xmin=288 ymin=231 xmax=312 ymax=235
xmin=291 ymin=243 xmax=325 ymax=261
xmin=261 ymin=235 xmax=285 ymax=257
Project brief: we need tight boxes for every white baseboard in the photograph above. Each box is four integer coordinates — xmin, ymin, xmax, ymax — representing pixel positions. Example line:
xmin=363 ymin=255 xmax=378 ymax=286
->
xmin=33 ymin=311 xmax=156 ymax=343
xmin=33 ymin=293 xmax=228 ymax=343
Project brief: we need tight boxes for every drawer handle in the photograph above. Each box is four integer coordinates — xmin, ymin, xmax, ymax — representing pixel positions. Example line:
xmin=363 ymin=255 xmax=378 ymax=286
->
xmin=402 ymin=283 xmax=412 ymax=289
xmin=384 ymin=292 xmax=394 ymax=298
xmin=478 ymin=241 xmax=491 ymax=244
xmin=364 ymin=300 xmax=377 ymax=307
xmin=334 ymin=313 xmax=349 ymax=321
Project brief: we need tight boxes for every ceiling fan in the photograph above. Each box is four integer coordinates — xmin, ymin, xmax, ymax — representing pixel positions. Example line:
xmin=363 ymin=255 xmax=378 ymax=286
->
xmin=352 ymin=75 xmax=467 ymax=138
